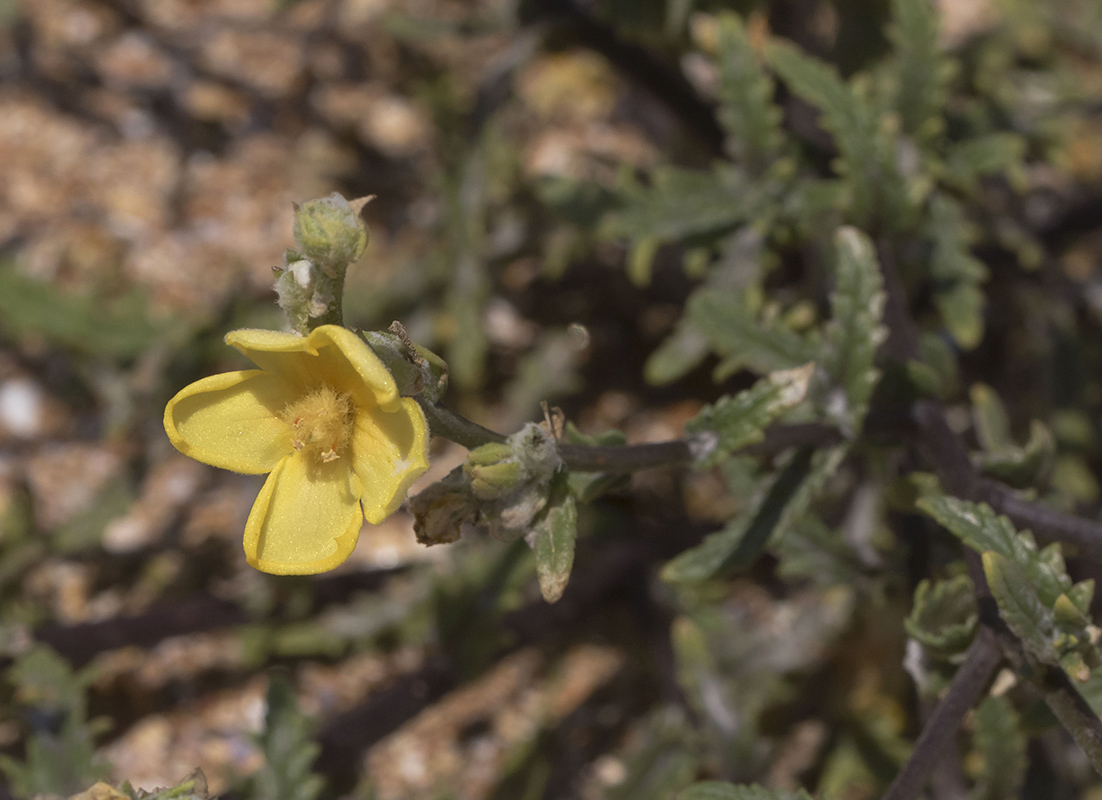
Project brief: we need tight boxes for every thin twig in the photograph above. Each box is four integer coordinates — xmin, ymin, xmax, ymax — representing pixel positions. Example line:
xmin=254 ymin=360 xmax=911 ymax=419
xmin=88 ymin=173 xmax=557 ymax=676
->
xmin=881 ymin=629 xmax=1002 ymax=800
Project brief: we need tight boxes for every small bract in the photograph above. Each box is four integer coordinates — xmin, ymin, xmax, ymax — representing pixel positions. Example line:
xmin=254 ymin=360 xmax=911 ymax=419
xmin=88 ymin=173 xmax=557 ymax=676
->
xmin=164 ymin=325 xmax=430 ymax=575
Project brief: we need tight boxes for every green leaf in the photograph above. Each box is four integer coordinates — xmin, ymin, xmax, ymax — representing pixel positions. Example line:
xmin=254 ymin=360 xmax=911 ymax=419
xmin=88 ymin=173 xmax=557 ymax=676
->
xmin=564 ymin=423 xmax=631 ymax=502
xmin=970 ymin=383 xmax=1014 ymax=452
xmin=244 ymin=672 xmax=325 ymax=800
xmin=983 ymin=550 xmax=1060 ymax=665
xmin=917 ymin=332 xmax=961 ymax=398
xmin=944 ymin=133 xmax=1027 ymax=192
xmin=920 ymin=494 xmax=1102 ymax=677
xmin=782 ymin=178 xmax=849 ymax=237
xmin=888 ymin=0 xmax=947 ymax=137
xmin=535 ymin=175 xmax=620 ymax=228
xmin=603 ymin=711 xmax=700 ymax=800
xmin=1068 ymin=579 xmax=1096 ymax=617
xmin=687 ymin=363 xmax=815 ymax=468
xmin=52 ymin=475 xmax=135 ymax=554
xmin=0 ymin=265 xmax=170 ymax=359
xmin=603 ymin=165 xmax=756 ymax=244
xmin=629 ymin=236 xmax=660 ymax=287
xmin=714 ymin=12 xmax=783 ymax=172
xmin=774 ymin=513 xmax=868 ymax=585
xmin=0 ymin=646 xmax=109 ymax=797
xmin=645 ymin=318 xmax=712 ymax=385
xmin=678 ymin=783 xmax=814 ymax=800
xmin=528 ymin=472 xmax=578 ymax=603
xmin=928 ymin=194 xmax=987 ymax=349
xmin=689 ymin=289 xmax=816 ymax=378
xmin=905 ymin=574 xmax=978 ymax=657
xmin=928 ymin=195 xmax=987 ymax=284
xmin=935 ymin=282 xmax=985 ymax=350
xmin=766 ymin=40 xmax=882 ymax=224
xmin=970 ymin=695 xmax=1027 ymax=800
xmin=664 ymin=447 xmax=826 ymax=581
xmin=647 ymin=229 xmax=778 ymax=386
xmin=916 ymin=495 xmax=1070 ymax=607
xmin=821 ymin=227 xmax=887 ymax=434
xmin=976 ymin=419 xmax=1056 ymax=487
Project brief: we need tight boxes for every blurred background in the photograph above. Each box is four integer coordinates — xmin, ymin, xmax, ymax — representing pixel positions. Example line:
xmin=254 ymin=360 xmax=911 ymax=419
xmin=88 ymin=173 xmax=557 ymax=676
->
xmin=3 ymin=0 xmax=1102 ymax=797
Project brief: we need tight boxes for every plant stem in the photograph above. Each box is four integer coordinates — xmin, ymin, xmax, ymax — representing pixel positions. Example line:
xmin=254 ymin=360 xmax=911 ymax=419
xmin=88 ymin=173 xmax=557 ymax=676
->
xmin=881 ymin=629 xmax=1002 ymax=800
xmin=416 ymin=398 xmax=842 ymax=473
xmin=415 ymin=397 xmax=506 ymax=449
xmin=1035 ymin=664 xmax=1102 ymax=774
xmin=983 ymin=481 xmax=1102 ymax=559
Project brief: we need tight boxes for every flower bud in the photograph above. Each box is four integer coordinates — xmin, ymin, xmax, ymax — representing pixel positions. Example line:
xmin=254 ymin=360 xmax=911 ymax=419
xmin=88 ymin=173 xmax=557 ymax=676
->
xmin=467 ymin=459 xmax=525 ymax=501
xmin=292 ymin=193 xmax=371 ymax=270
xmin=466 ymin=443 xmax=514 ymax=467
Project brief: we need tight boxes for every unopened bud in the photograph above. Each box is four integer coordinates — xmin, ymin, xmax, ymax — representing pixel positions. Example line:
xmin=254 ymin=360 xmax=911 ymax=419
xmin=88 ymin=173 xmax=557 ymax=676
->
xmin=468 ymin=460 xmax=525 ymax=501
xmin=292 ymin=193 xmax=371 ymax=270
xmin=466 ymin=443 xmax=514 ymax=467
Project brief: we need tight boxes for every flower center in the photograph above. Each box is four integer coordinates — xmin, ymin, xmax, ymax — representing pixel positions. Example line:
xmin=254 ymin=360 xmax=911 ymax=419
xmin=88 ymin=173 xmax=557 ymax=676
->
xmin=280 ymin=386 xmax=355 ymax=463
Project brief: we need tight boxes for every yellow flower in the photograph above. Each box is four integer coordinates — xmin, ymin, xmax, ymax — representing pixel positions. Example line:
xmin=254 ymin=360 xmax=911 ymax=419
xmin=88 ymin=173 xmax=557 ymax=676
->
xmin=164 ymin=325 xmax=430 ymax=575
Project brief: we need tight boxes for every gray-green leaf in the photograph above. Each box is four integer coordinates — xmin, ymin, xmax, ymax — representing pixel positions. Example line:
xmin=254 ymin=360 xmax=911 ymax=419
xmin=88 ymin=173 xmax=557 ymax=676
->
xmin=528 ymin=473 xmax=578 ymax=603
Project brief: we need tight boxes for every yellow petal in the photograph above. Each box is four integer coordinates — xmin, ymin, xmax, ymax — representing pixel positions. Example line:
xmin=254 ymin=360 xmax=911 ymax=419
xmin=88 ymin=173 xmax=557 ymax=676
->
xmin=244 ymin=452 xmax=364 ymax=575
xmin=352 ymin=398 xmax=430 ymax=524
xmin=164 ymin=370 xmax=295 ymax=474
xmin=225 ymin=325 xmax=400 ymax=411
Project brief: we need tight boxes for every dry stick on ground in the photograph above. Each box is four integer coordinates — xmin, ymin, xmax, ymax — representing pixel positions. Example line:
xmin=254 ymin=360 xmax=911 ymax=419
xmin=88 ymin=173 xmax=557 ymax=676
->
xmin=876 ymin=238 xmax=1102 ymax=800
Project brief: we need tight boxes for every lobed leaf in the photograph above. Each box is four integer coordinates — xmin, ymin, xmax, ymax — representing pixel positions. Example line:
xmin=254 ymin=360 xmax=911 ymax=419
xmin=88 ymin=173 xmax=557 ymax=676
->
xmin=689 ymin=289 xmax=817 ymax=378
xmin=888 ymin=0 xmax=947 ymax=138
xmin=766 ymin=40 xmax=881 ymax=224
xmin=916 ymin=495 xmax=1070 ymax=606
xmin=905 ymin=574 xmax=979 ymax=657
xmin=820 ymin=227 xmax=887 ymax=434
xmin=983 ymin=550 xmax=1061 ymax=666
xmin=943 ymin=133 xmax=1027 ymax=192
xmin=687 ymin=363 xmax=815 ymax=469
xmin=928 ymin=194 xmax=988 ymax=349
xmin=714 ymin=12 xmax=784 ymax=172
xmin=603 ymin=165 xmax=757 ymax=245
